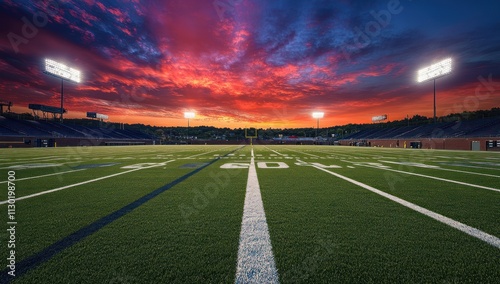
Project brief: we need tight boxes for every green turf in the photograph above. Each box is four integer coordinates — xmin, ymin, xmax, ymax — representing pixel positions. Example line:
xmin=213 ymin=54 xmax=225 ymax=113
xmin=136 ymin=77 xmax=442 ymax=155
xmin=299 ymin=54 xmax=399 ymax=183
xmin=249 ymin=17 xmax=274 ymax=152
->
xmin=258 ymin=146 xmax=500 ymax=282
xmin=0 ymin=145 xmax=498 ymax=283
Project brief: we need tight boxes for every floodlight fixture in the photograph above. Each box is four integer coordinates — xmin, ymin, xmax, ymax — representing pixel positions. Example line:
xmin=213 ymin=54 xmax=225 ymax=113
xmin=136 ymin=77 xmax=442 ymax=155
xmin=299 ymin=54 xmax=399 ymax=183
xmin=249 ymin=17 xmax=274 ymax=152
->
xmin=417 ymin=58 xmax=452 ymax=83
xmin=184 ymin=112 xmax=195 ymax=141
xmin=312 ymin=112 xmax=324 ymax=138
xmin=43 ymin=58 xmax=81 ymax=122
xmin=184 ymin=112 xmax=195 ymax=119
xmin=417 ymin=58 xmax=452 ymax=123
xmin=44 ymin=59 xmax=81 ymax=83
xmin=312 ymin=112 xmax=324 ymax=119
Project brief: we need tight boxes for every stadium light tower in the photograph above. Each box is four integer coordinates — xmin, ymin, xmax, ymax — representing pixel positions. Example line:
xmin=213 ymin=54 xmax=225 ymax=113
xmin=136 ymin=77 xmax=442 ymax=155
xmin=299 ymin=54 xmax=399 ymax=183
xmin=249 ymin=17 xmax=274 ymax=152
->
xmin=43 ymin=59 xmax=81 ymax=123
xmin=312 ymin=112 xmax=324 ymax=138
xmin=184 ymin=112 xmax=195 ymax=141
xmin=417 ymin=58 xmax=452 ymax=123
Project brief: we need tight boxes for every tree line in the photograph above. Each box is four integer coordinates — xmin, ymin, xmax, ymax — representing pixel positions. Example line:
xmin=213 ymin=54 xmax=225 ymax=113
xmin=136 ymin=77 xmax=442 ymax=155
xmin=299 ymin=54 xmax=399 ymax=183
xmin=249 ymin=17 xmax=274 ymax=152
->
xmin=5 ymin=107 xmax=499 ymax=141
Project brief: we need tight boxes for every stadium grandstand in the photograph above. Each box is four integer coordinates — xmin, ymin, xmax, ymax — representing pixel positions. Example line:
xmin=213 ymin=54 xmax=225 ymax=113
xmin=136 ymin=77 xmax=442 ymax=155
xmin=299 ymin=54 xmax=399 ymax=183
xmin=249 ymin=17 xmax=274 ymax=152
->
xmin=342 ymin=117 xmax=500 ymax=140
xmin=337 ymin=115 xmax=500 ymax=151
xmin=0 ymin=103 xmax=155 ymax=147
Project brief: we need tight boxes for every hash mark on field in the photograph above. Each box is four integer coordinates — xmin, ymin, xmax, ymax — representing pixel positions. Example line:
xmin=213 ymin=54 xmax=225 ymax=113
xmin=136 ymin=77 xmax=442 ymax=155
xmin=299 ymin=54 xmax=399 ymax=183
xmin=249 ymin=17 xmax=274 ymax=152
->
xmin=305 ymin=161 xmax=500 ymax=249
xmin=236 ymin=148 xmax=279 ymax=283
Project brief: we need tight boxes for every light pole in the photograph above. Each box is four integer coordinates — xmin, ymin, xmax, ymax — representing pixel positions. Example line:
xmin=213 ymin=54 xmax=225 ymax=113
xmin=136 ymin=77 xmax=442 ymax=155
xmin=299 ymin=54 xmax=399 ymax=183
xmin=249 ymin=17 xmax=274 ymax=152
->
xmin=184 ymin=112 xmax=195 ymax=141
xmin=43 ymin=59 xmax=81 ymax=123
xmin=417 ymin=58 xmax=452 ymax=123
xmin=312 ymin=112 xmax=324 ymax=138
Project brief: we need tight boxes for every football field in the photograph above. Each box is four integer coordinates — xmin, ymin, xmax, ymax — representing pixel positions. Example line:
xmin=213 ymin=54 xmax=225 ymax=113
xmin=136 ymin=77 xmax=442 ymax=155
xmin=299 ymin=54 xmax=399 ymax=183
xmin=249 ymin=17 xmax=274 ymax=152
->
xmin=0 ymin=145 xmax=499 ymax=283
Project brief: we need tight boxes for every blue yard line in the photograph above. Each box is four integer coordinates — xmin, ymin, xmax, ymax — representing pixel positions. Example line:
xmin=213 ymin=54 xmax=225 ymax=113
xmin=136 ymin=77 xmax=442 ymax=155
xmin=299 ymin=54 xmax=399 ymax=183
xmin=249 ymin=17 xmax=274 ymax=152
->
xmin=1 ymin=146 xmax=243 ymax=283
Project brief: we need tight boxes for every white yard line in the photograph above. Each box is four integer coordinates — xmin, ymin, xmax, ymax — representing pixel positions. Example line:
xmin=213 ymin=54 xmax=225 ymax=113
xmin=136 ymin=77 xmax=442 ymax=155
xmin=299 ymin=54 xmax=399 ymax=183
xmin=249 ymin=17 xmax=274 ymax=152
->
xmin=346 ymin=161 xmax=500 ymax=193
xmin=305 ymin=161 xmax=500 ymax=249
xmin=438 ymin=163 xmax=500 ymax=171
xmin=281 ymin=147 xmax=320 ymax=157
xmin=0 ymin=160 xmax=175 ymax=205
xmin=180 ymin=146 xmax=237 ymax=159
xmin=0 ymin=157 xmax=68 ymax=167
xmin=13 ymin=155 xmax=61 ymax=161
xmin=235 ymin=148 xmax=279 ymax=284
xmin=0 ymin=168 xmax=87 ymax=184
xmin=263 ymin=146 xmax=286 ymax=156
xmin=379 ymin=160 xmax=500 ymax=178
xmin=0 ymin=161 xmax=72 ymax=170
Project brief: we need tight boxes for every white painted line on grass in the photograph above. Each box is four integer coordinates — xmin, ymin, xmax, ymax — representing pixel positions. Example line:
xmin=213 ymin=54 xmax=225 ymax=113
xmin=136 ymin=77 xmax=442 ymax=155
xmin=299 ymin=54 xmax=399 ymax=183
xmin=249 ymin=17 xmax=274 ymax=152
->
xmin=180 ymin=146 xmax=237 ymax=159
xmin=235 ymin=148 xmax=279 ymax=284
xmin=263 ymin=146 xmax=286 ymax=157
xmin=0 ymin=157 xmax=67 ymax=167
xmin=3 ymin=163 xmax=65 ymax=170
xmin=289 ymin=149 xmax=320 ymax=157
xmin=379 ymin=160 xmax=500 ymax=178
xmin=347 ymin=161 xmax=500 ymax=193
xmin=0 ymin=168 xmax=87 ymax=184
xmin=305 ymin=161 xmax=500 ymax=249
xmin=0 ymin=160 xmax=176 ymax=205
xmin=275 ymin=147 xmax=320 ymax=157
xmin=439 ymin=163 xmax=500 ymax=171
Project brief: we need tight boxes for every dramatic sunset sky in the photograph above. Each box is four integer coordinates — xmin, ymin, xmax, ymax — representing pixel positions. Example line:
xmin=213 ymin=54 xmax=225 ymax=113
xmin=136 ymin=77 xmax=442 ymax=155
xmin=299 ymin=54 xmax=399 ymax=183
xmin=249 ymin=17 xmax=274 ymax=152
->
xmin=1 ymin=0 xmax=499 ymax=128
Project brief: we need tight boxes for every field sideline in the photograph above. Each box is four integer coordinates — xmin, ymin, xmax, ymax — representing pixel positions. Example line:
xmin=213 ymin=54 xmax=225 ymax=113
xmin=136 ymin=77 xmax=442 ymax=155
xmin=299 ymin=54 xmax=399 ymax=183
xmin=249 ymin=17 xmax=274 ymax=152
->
xmin=0 ymin=145 xmax=499 ymax=283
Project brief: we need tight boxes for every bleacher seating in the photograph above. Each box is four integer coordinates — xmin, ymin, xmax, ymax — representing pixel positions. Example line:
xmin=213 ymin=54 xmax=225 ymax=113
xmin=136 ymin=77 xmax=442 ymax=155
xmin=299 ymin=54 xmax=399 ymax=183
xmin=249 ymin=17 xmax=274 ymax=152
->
xmin=343 ymin=117 xmax=500 ymax=140
xmin=0 ymin=116 xmax=154 ymax=140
